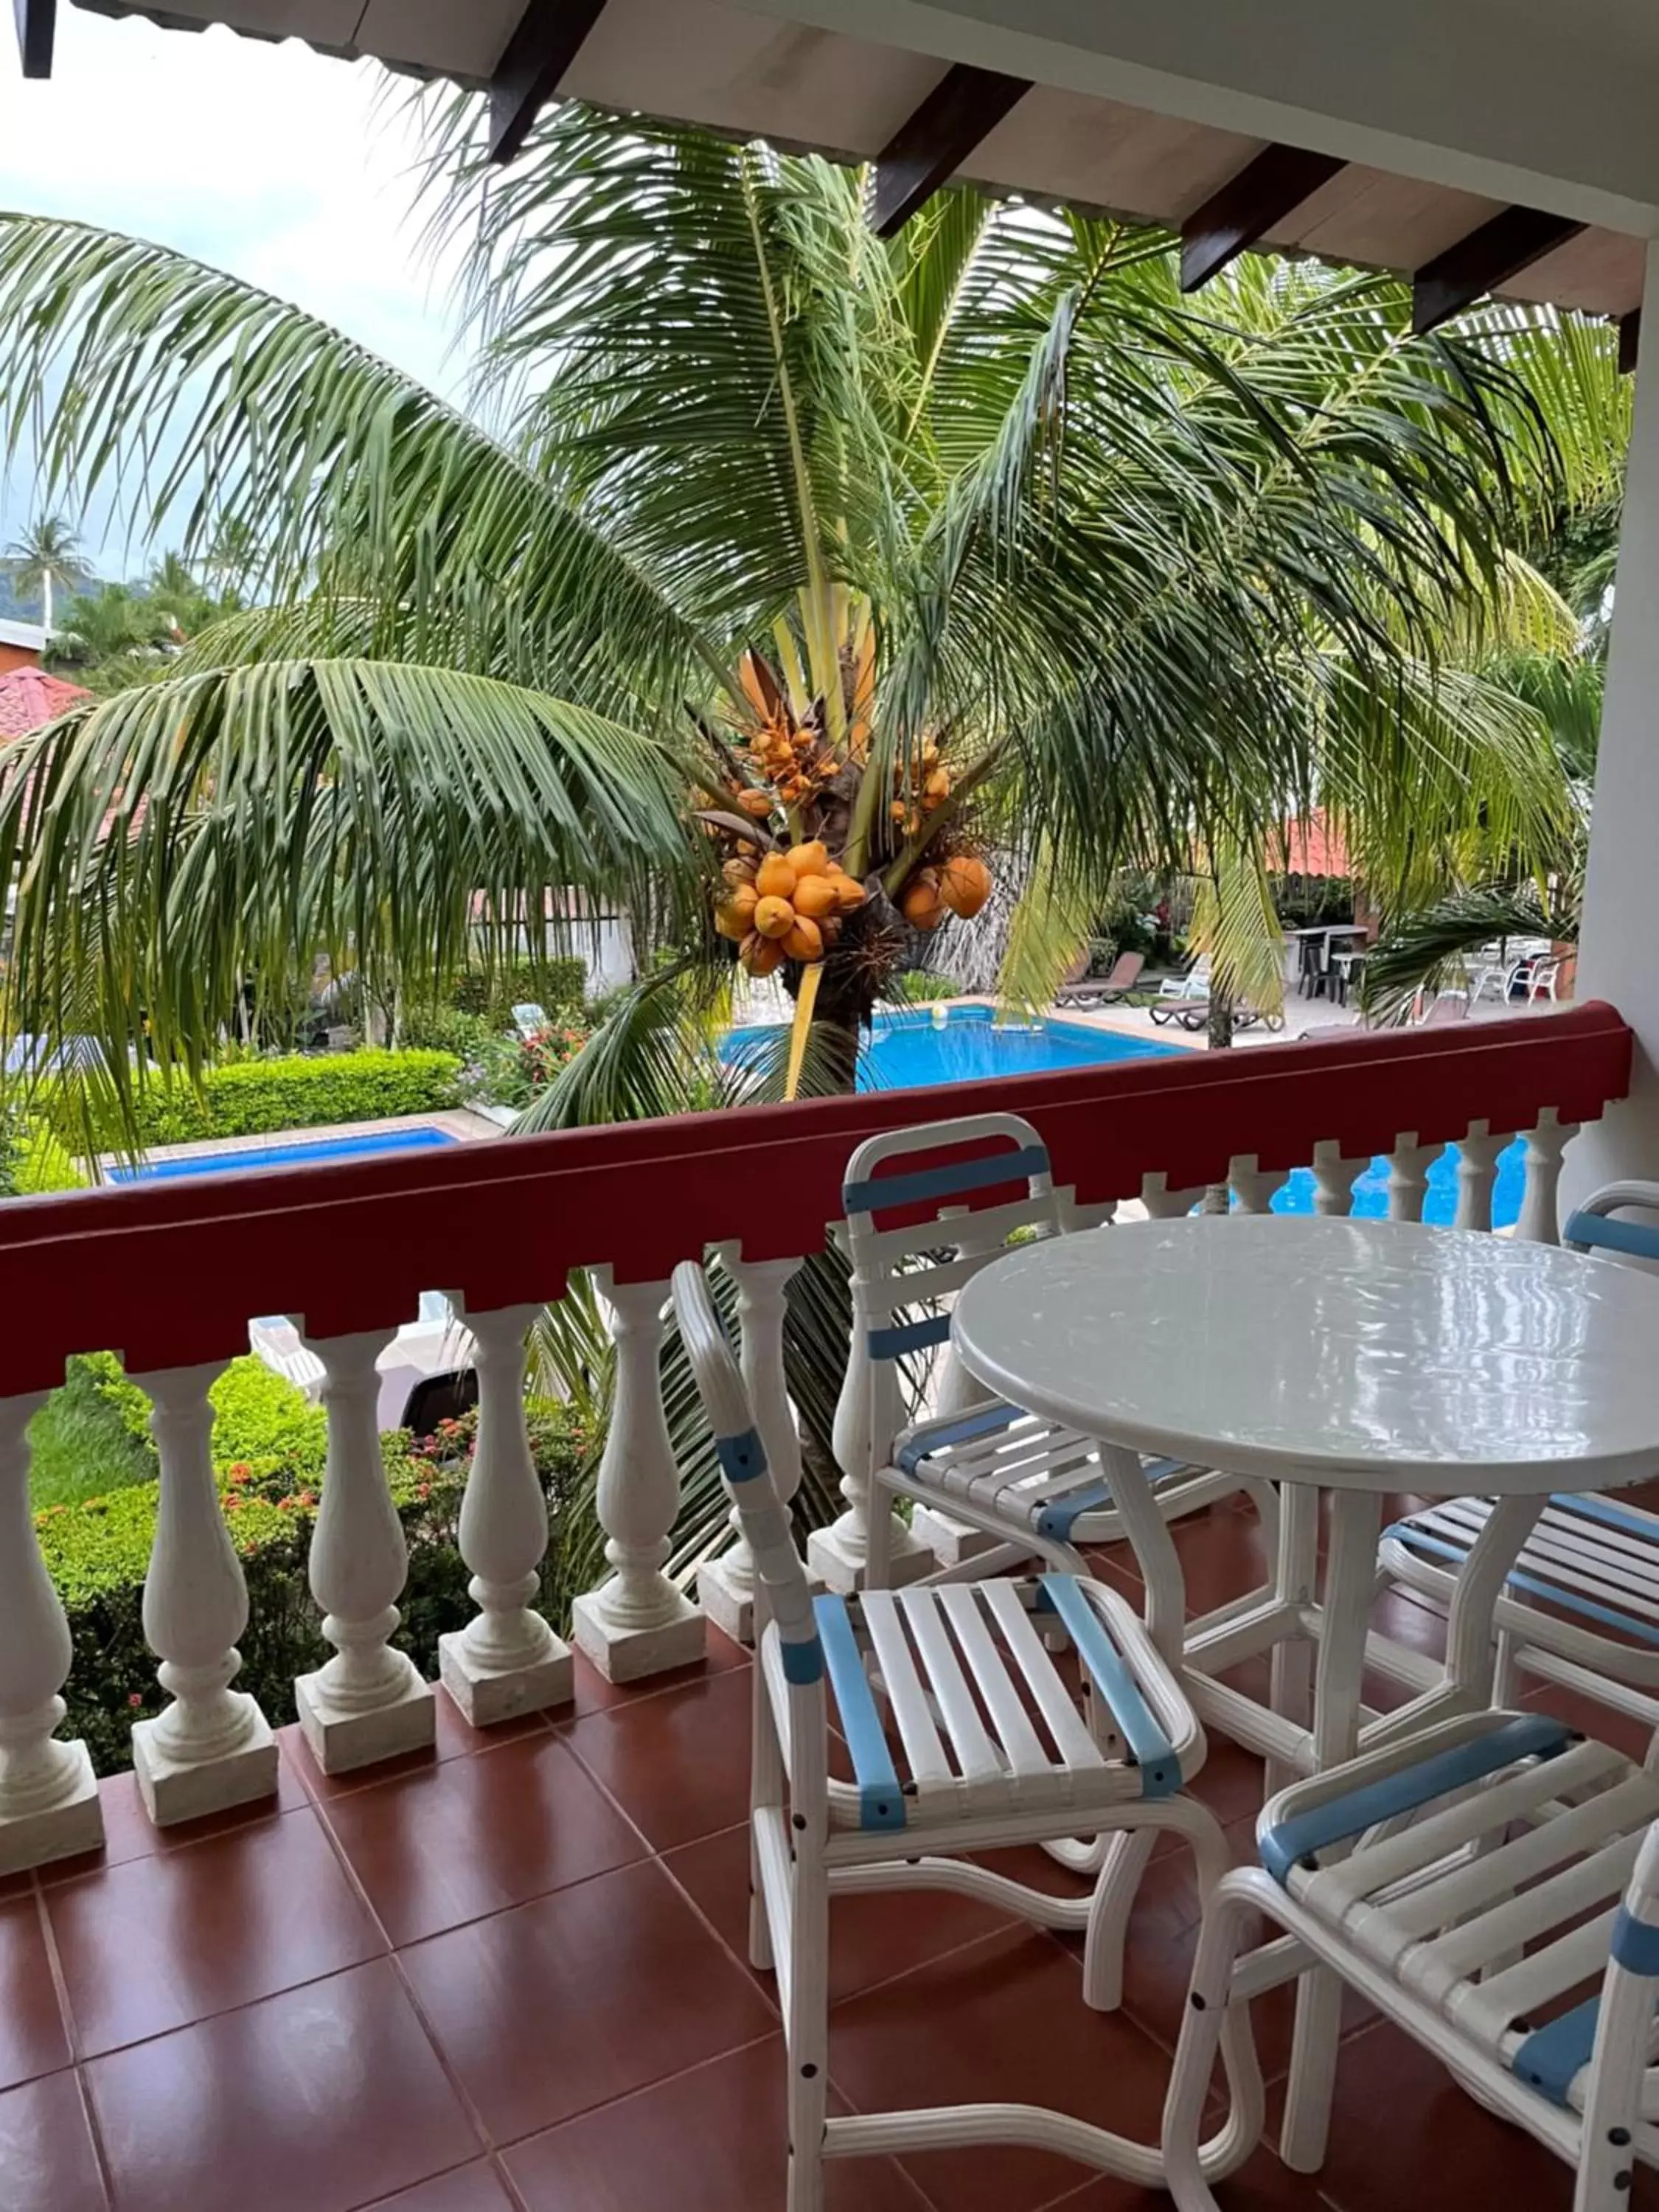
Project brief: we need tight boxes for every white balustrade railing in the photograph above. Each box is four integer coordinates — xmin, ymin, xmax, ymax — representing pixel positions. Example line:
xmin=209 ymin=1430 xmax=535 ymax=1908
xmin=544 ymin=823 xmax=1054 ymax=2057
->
xmin=0 ymin=1018 xmax=1615 ymax=1865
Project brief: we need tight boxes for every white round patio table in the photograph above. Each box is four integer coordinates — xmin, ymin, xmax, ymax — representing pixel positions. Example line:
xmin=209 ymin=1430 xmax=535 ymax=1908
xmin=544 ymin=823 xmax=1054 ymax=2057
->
xmin=951 ymin=1212 xmax=1659 ymax=2170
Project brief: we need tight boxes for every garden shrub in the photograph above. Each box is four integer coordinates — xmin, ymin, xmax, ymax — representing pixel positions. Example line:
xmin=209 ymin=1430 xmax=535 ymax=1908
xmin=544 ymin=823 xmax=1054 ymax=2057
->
xmin=448 ymin=957 xmax=587 ymax=1022
xmin=77 ymin=1351 xmax=331 ymax=1480
xmin=38 ymin=1397 xmax=591 ymax=1777
xmin=41 ymin=1048 xmax=464 ymax=1150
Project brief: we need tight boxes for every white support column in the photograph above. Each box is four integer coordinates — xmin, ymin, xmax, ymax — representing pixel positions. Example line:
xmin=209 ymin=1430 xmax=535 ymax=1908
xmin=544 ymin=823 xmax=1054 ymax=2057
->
xmin=1385 ymin=1134 xmax=1439 ymax=1223
xmin=1453 ymin=1120 xmax=1506 ymax=1233
xmin=0 ymin=1393 xmax=102 ymax=1874
xmin=1514 ymin=1109 xmax=1577 ymax=1245
xmin=439 ymin=1304 xmax=573 ymax=1725
xmin=1140 ymin=1172 xmax=1205 ymax=1219
xmin=813 ymin=1305 xmax=934 ymax=1594
xmin=1310 ymin=1138 xmax=1365 ymax=1217
xmin=295 ymin=1325 xmax=435 ymax=1773
xmin=571 ymin=1270 xmax=705 ymax=1683
xmin=1570 ymin=239 xmax=1659 ymax=1214
xmin=699 ymin=1249 xmax=807 ymax=1644
xmin=1229 ymin=1154 xmax=1290 ymax=1214
xmin=131 ymin=1362 xmax=278 ymax=1824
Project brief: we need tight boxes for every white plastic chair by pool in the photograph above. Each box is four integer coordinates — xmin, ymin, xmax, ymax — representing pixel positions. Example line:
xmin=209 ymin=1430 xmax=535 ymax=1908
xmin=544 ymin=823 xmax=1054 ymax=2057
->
xmin=671 ymin=1253 xmax=1262 ymax=2212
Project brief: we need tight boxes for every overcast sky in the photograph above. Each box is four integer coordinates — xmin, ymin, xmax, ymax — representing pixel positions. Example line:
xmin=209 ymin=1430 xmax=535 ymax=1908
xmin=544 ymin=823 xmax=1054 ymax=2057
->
xmin=0 ymin=6 xmax=465 ymax=577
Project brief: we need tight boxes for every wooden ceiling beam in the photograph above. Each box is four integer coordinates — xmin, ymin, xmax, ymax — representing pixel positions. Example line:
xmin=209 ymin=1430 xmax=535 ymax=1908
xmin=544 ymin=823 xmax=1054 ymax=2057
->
xmin=870 ymin=63 xmax=1031 ymax=238
xmin=1411 ymin=205 xmax=1587 ymax=336
xmin=1179 ymin=143 xmax=1346 ymax=293
xmin=487 ymin=0 xmax=610 ymax=167
xmin=13 ymin=0 xmax=56 ymax=79
xmin=1620 ymin=309 xmax=1642 ymax=377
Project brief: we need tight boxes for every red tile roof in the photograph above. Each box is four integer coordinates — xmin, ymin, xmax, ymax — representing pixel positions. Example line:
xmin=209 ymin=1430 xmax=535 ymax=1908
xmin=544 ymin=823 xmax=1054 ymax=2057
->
xmin=0 ymin=667 xmax=91 ymax=740
xmin=1273 ymin=810 xmax=1351 ymax=878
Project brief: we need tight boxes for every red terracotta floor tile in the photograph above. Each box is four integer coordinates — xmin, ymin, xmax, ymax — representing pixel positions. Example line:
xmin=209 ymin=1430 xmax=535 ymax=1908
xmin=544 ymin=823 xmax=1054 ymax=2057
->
xmin=0 ymin=1896 xmax=72 ymax=2089
xmin=85 ymin=1958 xmax=481 ymax=2212
xmin=400 ymin=1858 xmax=777 ymax=2146
xmin=560 ymin=1624 xmax=749 ymax=1720
xmin=364 ymin=2165 xmax=518 ymax=2211
xmin=47 ymin=1806 xmax=386 ymax=2056
xmin=321 ymin=1731 xmax=647 ymax=1946
xmin=504 ymin=2035 xmax=930 ymax=2211
xmin=279 ymin=1694 xmax=552 ymax=1805
xmin=561 ymin=1664 xmax=757 ymax=1851
xmin=1264 ymin=2017 xmax=1591 ymax=2212
xmin=41 ymin=1747 xmax=311 ymax=1884
xmin=0 ymin=2066 xmax=108 ymax=2211
xmin=662 ymin=1820 xmax=1075 ymax=2006
xmin=829 ymin=1926 xmax=1178 ymax=2212
xmin=1037 ymin=2139 xmax=1331 ymax=2211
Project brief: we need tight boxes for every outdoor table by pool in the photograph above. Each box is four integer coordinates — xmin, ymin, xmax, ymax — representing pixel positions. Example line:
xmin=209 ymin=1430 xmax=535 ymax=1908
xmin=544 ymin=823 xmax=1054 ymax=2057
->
xmin=950 ymin=1214 xmax=1659 ymax=2166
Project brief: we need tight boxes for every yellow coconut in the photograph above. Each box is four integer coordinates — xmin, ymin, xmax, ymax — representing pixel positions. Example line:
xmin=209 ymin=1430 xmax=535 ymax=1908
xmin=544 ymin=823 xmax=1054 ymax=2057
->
xmin=782 ymin=916 xmax=824 ymax=963
xmin=753 ymin=894 xmax=796 ymax=940
xmin=785 ymin=839 xmax=829 ymax=879
xmin=755 ymin=852 xmax=799 ymax=902
xmin=830 ymin=872 xmax=867 ymax=912
xmin=902 ymin=874 xmax=945 ymax=931
xmin=939 ymin=854 xmax=992 ymax=919
xmin=791 ymin=874 xmax=838 ymax=920
xmin=740 ymin=931 xmax=785 ymax=975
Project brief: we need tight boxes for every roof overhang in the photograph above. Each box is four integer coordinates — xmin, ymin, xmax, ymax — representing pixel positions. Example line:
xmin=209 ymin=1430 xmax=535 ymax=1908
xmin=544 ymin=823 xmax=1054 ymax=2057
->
xmin=14 ymin=0 xmax=1659 ymax=327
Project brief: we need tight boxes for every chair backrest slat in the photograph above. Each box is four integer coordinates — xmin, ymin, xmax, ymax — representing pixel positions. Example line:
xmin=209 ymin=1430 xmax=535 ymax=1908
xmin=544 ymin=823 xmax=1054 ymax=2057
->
xmin=1564 ymin=1180 xmax=1659 ymax=1268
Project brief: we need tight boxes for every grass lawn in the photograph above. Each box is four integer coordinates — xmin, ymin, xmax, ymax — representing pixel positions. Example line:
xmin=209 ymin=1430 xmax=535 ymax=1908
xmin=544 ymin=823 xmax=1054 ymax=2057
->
xmin=29 ymin=1360 xmax=156 ymax=1509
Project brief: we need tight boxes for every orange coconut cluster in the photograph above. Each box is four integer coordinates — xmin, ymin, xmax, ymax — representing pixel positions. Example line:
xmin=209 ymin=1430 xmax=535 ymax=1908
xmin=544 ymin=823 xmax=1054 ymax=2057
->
xmin=716 ymin=841 xmax=867 ymax=975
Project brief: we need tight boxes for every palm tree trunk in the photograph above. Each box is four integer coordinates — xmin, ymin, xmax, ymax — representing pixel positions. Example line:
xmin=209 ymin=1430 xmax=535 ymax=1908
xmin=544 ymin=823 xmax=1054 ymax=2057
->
xmin=1206 ymin=989 xmax=1234 ymax=1051
xmin=41 ymin=568 xmax=52 ymax=637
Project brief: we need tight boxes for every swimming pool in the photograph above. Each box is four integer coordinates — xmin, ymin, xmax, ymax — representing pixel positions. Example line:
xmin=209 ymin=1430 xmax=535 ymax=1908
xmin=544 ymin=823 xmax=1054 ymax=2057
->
xmin=720 ymin=1004 xmax=1524 ymax=1228
xmin=108 ymin=1124 xmax=459 ymax=1182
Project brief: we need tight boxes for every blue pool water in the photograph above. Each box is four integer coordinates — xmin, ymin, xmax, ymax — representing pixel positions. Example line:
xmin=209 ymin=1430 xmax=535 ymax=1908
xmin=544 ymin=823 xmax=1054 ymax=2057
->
xmin=108 ymin=1124 xmax=459 ymax=1182
xmin=720 ymin=1005 xmax=1524 ymax=1228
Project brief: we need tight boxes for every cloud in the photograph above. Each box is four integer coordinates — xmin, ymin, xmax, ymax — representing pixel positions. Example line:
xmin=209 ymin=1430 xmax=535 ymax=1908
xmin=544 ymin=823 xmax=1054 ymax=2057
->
xmin=0 ymin=7 xmax=472 ymax=567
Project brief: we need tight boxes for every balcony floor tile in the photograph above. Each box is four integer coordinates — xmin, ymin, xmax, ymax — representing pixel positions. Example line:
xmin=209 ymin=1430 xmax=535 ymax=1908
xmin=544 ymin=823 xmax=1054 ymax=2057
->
xmin=0 ymin=2067 xmax=109 ymax=2211
xmin=83 ymin=1958 xmax=482 ymax=2212
xmin=0 ymin=1896 xmax=73 ymax=2090
xmin=362 ymin=2163 xmax=520 ymax=2210
xmin=560 ymin=1662 xmax=759 ymax=1851
xmin=319 ymin=1731 xmax=647 ymax=1947
xmin=47 ymin=1804 xmax=387 ymax=2056
xmin=398 ymin=1857 xmax=778 ymax=2146
xmin=504 ymin=2034 xmax=931 ymax=2211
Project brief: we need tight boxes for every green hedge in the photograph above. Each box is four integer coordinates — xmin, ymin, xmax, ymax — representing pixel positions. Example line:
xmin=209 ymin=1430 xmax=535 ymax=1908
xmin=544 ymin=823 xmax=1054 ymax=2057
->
xmin=37 ymin=1399 xmax=590 ymax=1776
xmin=42 ymin=1048 xmax=464 ymax=1151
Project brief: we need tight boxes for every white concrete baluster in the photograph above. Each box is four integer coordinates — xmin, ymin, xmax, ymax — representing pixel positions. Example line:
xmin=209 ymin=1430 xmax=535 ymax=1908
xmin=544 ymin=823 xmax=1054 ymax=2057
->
xmin=1139 ymin=1172 xmax=1206 ymax=1220
xmin=571 ymin=1269 xmax=705 ymax=1682
xmin=1385 ymin=1134 xmax=1439 ymax=1223
xmin=913 ymin=1207 xmax=1018 ymax=1571
xmin=1515 ymin=1108 xmax=1577 ymax=1245
xmin=700 ymin=1250 xmax=806 ymax=1642
xmin=0 ymin=1392 xmax=102 ymax=1873
xmin=813 ymin=1282 xmax=933 ymax=1595
xmin=295 ymin=1324 xmax=434 ymax=1772
xmin=1453 ymin=1119 xmax=1507 ymax=1233
xmin=1310 ymin=1138 xmax=1366 ymax=1217
xmin=1229 ymin=1154 xmax=1290 ymax=1215
xmin=439 ymin=1304 xmax=573 ymax=1724
xmin=132 ymin=1362 xmax=277 ymax=1823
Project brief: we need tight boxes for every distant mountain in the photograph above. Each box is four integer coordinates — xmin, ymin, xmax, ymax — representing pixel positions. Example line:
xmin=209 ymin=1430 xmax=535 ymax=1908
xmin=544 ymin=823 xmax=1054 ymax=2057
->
xmin=0 ymin=572 xmax=41 ymax=623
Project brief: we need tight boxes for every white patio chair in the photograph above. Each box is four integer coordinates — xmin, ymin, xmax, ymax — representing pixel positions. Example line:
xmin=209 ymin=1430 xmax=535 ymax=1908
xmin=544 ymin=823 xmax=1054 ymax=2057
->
xmin=1528 ymin=956 xmax=1564 ymax=1002
xmin=844 ymin=1112 xmax=1279 ymax=1594
xmin=1380 ymin=1180 xmax=1659 ymax=1740
xmin=1163 ymin=1706 xmax=1659 ymax=2211
xmin=671 ymin=1256 xmax=1263 ymax=2212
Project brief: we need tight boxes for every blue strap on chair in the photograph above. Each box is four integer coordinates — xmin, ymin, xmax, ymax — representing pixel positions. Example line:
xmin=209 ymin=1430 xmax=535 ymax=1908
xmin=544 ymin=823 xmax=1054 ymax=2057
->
xmin=896 ymin=1399 xmax=1023 ymax=1472
xmin=1386 ymin=1521 xmax=1659 ymax=1649
xmin=814 ymin=1595 xmax=905 ymax=1832
xmin=1259 ymin=1714 xmax=1574 ymax=1887
xmin=1035 ymin=1574 xmax=1180 ymax=1795
xmin=1034 ymin=1458 xmax=1187 ymax=1540
xmin=1553 ymin=1490 xmax=1659 ymax=1543
xmin=868 ymin=1312 xmax=953 ymax=1362
xmin=1512 ymin=1997 xmax=1603 ymax=2107
xmin=1613 ymin=1906 xmax=1659 ymax=1976
xmin=844 ymin=1144 xmax=1049 ymax=1217
xmin=779 ymin=1635 xmax=826 ymax=1686
xmin=1565 ymin=1209 xmax=1659 ymax=1263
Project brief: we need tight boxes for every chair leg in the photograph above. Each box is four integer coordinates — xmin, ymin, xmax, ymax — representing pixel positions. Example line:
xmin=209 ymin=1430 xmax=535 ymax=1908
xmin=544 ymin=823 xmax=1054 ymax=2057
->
xmin=1163 ymin=1885 xmax=1262 ymax=2212
xmin=786 ymin=1848 xmax=830 ymax=2212
xmin=749 ymin=1663 xmax=782 ymax=1972
xmin=1082 ymin=1827 xmax=1157 ymax=2009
